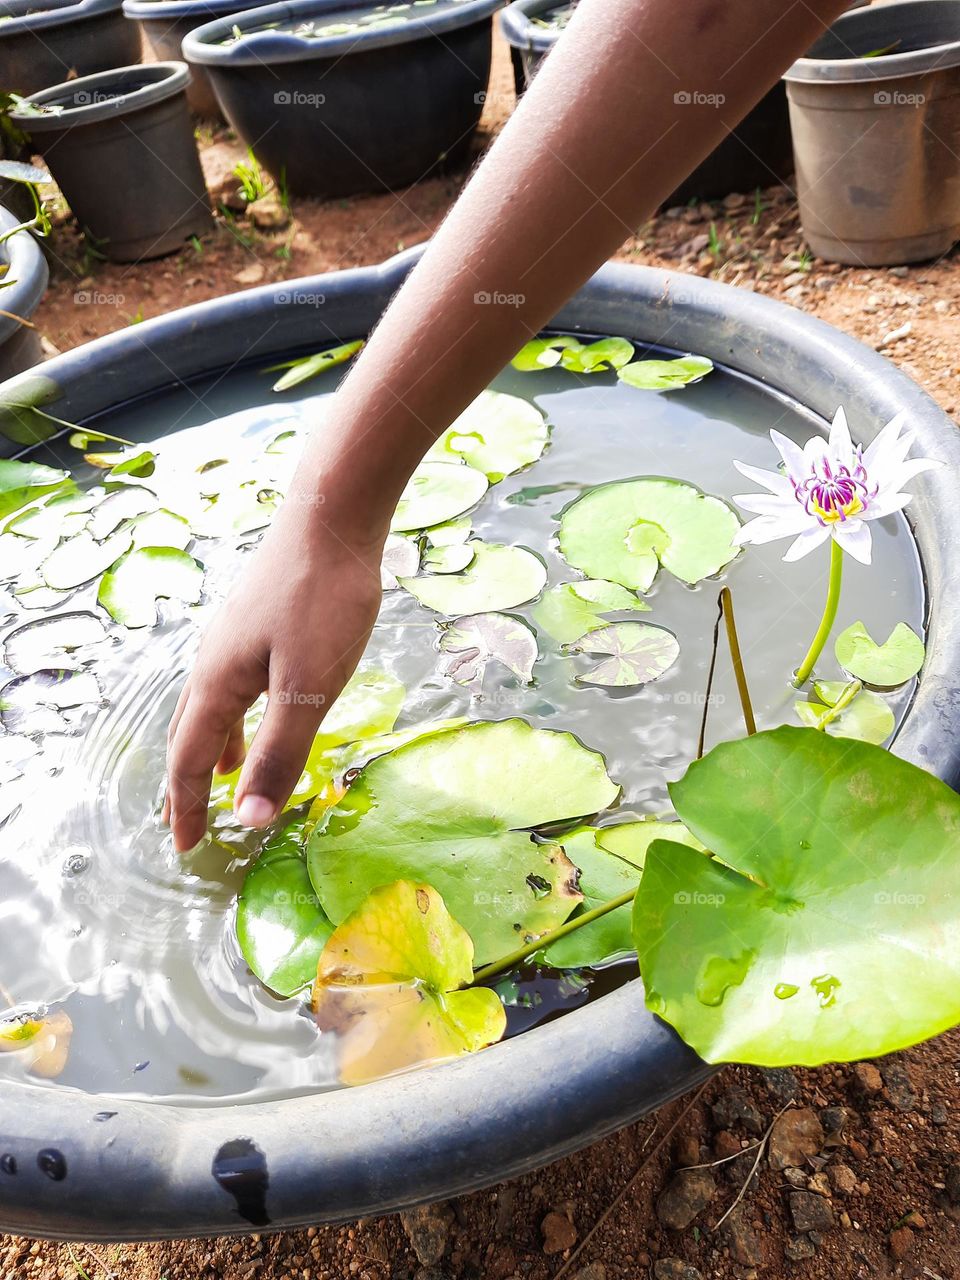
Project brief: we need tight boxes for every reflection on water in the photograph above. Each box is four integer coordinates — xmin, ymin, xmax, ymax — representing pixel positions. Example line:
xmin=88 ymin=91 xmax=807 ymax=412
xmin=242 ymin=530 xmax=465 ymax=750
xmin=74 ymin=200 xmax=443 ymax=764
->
xmin=0 ymin=354 xmax=925 ymax=1102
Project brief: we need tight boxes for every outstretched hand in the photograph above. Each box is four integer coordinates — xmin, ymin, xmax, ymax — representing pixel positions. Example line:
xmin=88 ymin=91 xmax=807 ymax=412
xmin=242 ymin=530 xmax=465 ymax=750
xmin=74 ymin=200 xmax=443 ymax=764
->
xmin=163 ymin=506 xmax=383 ymax=852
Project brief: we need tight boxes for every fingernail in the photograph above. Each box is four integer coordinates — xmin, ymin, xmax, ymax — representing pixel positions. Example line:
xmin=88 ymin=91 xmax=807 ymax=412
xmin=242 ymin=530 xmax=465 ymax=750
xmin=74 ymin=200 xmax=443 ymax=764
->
xmin=237 ymin=795 xmax=276 ymax=828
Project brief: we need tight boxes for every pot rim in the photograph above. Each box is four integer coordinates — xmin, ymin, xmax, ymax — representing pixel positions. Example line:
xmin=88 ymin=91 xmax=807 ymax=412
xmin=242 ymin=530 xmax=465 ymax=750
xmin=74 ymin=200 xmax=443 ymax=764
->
xmin=499 ymin=0 xmax=565 ymax=54
xmin=0 ymin=205 xmax=48 ymax=346
xmin=0 ymin=249 xmax=957 ymax=1242
xmin=0 ymin=0 xmax=121 ymax=36
xmin=121 ymin=0 xmax=264 ymax=19
xmin=182 ymin=0 xmax=501 ymax=65
xmin=784 ymin=0 xmax=960 ymax=84
xmin=9 ymin=61 xmax=191 ymax=130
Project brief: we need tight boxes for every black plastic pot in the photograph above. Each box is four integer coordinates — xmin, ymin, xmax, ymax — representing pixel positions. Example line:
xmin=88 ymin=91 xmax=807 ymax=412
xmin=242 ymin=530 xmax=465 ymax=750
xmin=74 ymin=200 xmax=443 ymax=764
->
xmin=0 ymin=248 xmax=958 ymax=1241
xmin=182 ymin=0 xmax=500 ymax=198
xmin=0 ymin=0 xmax=142 ymax=96
xmin=499 ymin=0 xmax=795 ymax=203
xmin=121 ymin=0 xmax=268 ymax=118
xmin=10 ymin=62 xmax=213 ymax=263
xmin=0 ymin=205 xmax=47 ymax=380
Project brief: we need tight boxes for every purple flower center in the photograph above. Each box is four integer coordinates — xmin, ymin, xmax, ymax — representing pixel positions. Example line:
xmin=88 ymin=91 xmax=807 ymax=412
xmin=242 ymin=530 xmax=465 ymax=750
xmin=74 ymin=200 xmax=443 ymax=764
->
xmin=794 ymin=453 xmax=875 ymax=526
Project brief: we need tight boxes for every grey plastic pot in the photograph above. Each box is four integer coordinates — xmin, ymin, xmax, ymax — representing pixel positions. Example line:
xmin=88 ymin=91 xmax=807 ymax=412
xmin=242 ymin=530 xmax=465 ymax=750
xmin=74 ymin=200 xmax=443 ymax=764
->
xmin=121 ymin=0 xmax=269 ymax=118
xmin=10 ymin=62 xmax=213 ymax=264
xmin=182 ymin=0 xmax=500 ymax=198
xmin=0 ymin=248 xmax=958 ymax=1241
xmin=499 ymin=0 xmax=801 ymax=204
xmin=0 ymin=205 xmax=47 ymax=381
xmin=0 ymin=0 xmax=142 ymax=96
xmin=784 ymin=0 xmax=960 ymax=266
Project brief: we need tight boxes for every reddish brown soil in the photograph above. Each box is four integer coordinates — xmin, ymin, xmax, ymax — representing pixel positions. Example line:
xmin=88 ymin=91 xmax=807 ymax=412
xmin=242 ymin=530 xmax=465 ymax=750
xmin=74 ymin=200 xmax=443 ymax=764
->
xmin=6 ymin=26 xmax=960 ymax=1280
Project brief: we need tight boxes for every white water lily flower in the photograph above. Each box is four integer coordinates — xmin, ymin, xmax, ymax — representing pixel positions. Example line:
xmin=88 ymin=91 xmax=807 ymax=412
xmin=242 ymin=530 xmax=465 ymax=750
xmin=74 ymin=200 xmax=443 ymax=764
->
xmin=732 ymin=408 xmax=939 ymax=565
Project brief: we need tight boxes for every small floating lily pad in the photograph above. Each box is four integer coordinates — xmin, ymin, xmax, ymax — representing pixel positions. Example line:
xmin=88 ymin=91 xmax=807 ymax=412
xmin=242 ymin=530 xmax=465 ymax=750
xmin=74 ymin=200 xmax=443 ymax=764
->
xmin=571 ymin=621 xmax=680 ymax=687
xmin=312 ymin=880 xmax=506 ymax=1085
xmin=425 ymin=515 xmax=472 ymax=546
xmin=634 ymin=726 xmax=960 ymax=1065
xmin=617 ymin=355 xmax=713 ymax=391
xmin=794 ymin=681 xmax=894 ymax=746
xmin=5 ymin=492 xmax=96 ymax=540
xmin=422 ymin=543 xmax=475 ymax=574
xmin=3 ymin=611 xmax=109 ymax=675
xmin=268 ymin=339 xmax=364 ymax=392
xmin=399 ymin=541 xmax=546 ymax=616
xmin=532 ymin=579 xmax=649 ymax=646
xmin=391 ymin=461 xmax=488 ymax=533
xmin=97 ymin=547 xmax=203 ymax=628
xmin=439 ymin=612 xmax=538 ymax=695
xmin=511 ymin=335 xmax=634 ymax=374
xmin=87 ymin=487 xmax=158 ymax=540
xmin=834 ymin=620 xmax=924 ymax=687
xmin=558 ymin=478 xmax=740 ymax=590
xmin=0 ymin=458 xmax=75 ymax=521
xmin=307 ymin=719 xmax=619 ymax=963
xmin=41 ymin=529 xmax=133 ymax=590
xmin=0 ymin=668 xmax=101 ymax=734
xmin=427 ymin=390 xmax=549 ymax=482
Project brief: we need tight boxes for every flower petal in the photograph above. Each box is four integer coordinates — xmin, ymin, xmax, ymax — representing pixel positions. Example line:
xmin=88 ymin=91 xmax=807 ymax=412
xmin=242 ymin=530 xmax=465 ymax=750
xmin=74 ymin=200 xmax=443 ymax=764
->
xmin=782 ymin=525 xmax=831 ymax=562
xmin=828 ymin=406 xmax=854 ymax=468
xmin=831 ymin=520 xmax=872 ymax=565
xmin=769 ymin=430 xmax=807 ymax=483
xmin=862 ymin=410 xmax=908 ymax=473
xmin=732 ymin=460 xmax=795 ymax=497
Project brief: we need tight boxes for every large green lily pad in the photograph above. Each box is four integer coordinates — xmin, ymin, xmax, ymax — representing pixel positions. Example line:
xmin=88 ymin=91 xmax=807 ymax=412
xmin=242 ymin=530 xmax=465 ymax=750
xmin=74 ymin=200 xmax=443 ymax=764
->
xmin=307 ymin=719 xmax=619 ymax=963
xmin=400 ymin=542 xmax=546 ymax=616
xmin=312 ymin=880 xmax=507 ymax=1085
xmin=532 ymin=579 xmax=649 ymax=646
xmin=391 ymin=461 xmax=488 ymax=533
xmin=634 ymin=726 xmax=960 ymax=1066
xmin=618 ymin=355 xmax=713 ymax=391
xmin=427 ymin=390 xmax=548 ymax=482
xmin=558 ymin=479 xmax=740 ymax=591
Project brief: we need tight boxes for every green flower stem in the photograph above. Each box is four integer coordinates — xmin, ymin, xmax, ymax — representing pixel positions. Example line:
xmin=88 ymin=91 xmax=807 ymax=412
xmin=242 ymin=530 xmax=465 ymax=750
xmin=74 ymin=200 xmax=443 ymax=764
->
xmin=470 ymin=887 xmax=638 ymax=986
xmin=816 ymin=679 xmax=863 ymax=729
xmin=794 ymin=539 xmax=844 ymax=688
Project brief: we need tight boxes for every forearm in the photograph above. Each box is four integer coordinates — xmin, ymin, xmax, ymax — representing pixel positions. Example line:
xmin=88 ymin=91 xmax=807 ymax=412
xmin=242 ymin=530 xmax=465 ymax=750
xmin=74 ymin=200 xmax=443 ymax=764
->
xmin=292 ymin=0 xmax=848 ymax=540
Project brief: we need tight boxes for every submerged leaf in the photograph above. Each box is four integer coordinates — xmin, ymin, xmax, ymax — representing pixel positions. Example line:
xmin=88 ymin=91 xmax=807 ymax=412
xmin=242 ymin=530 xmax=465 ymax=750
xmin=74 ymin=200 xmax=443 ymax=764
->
xmin=558 ymin=478 xmax=740 ymax=590
xmin=237 ymin=839 xmax=333 ymax=997
xmin=532 ymin=579 xmax=649 ymax=646
xmin=307 ymin=719 xmax=619 ymax=963
xmin=794 ymin=682 xmax=894 ymax=745
xmin=439 ymin=612 xmax=538 ymax=694
xmin=399 ymin=541 xmax=546 ymax=616
xmin=0 ymin=1009 xmax=73 ymax=1078
xmin=380 ymin=533 xmax=420 ymax=590
xmin=427 ymin=390 xmax=549 ymax=482
xmin=269 ymin=339 xmax=364 ymax=392
xmin=0 ymin=458 xmax=74 ymax=521
xmin=617 ymin=355 xmax=713 ymax=391
xmin=835 ymin=620 xmax=924 ymax=687
xmin=97 ymin=547 xmax=203 ymax=628
xmin=571 ymin=621 xmax=680 ymax=687
xmin=634 ymin=726 xmax=960 ymax=1066
xmin=391 ymin=461 xmax=488 ymax=533
xmin=312 ymin=880 xmax=506 ymax=1085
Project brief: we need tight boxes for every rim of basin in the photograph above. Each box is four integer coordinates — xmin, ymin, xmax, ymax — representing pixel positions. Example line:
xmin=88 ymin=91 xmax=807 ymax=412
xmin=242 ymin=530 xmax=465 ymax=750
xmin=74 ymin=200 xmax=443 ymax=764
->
xmin=183 ymin=0 xmax=503 ymax=65
xmin=785 ymin=0 xmax=960 ymax=84
xmin=121 ymin=0 xmax=264 ymax=19
xmin=0 ymin=250 xmax=957 ymax=1241
xmin=0 ymin=205 xmax=49 ymax=346
xmin=9 ymin=62 xmax=192 ymax=129
xmin=500 ymin=0 xmax=569 ymax=54
xmin=0 ymin=0 xmax=122 ymax=34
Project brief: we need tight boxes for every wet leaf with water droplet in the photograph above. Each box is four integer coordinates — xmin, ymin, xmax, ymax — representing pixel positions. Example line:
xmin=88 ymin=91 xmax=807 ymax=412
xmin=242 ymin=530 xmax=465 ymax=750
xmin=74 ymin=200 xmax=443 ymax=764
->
xmin=634 ymin=726 xmax=960 ymax=1065
xmin=308 ymin=720 xmax=618 ymax=963
xmin=312 ymin=880 xmax=506 ymax=1085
